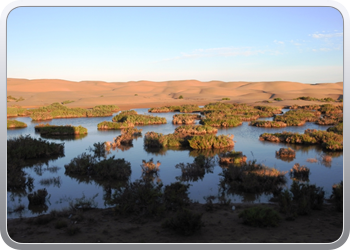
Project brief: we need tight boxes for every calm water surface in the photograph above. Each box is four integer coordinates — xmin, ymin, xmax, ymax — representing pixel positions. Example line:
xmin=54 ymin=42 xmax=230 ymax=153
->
xmin=7 ymin=108 xmax=343 ymax=218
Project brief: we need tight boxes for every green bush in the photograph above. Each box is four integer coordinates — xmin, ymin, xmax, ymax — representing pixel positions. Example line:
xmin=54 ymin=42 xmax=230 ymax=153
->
xmin=35 ymin=124 xmax=88 ymax=135
xmin=163 ymin=182 xmax=191 ymax=210
xmin=162 ymin=209 xmax=204 ymax=236
xmin=188 ymin=134 xmax=234 ymax=149
xmin=238 ymin=206 xmax=282 ymax=227
xmin=222 ymin=97 xmax=230 ymax=100
xmin=274 ymin=98 xmax=283 ymax=101
xmin=107 ymin=179 xmax=165 ymax=217
xmin=179 ymin=95 xmax=184 ymax=99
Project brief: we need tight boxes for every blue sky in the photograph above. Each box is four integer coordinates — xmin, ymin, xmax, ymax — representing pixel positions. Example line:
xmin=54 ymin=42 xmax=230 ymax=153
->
xmin=7 ymin=7 xmax=343 ymax=83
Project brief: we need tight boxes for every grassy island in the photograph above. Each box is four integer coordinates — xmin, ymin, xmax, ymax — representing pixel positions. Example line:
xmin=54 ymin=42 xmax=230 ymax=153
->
xmin=34 ymin=124 xmax=87 ymax=135
xmin=259 ymin=129 xmax=343 ymax=151
xmin=112 ymin=110 xmax=166 ymax=125
xmin=97 ymin=121 xmax=134 ymax=130
xmin=7 ymin=119 xmax=27 ymax=129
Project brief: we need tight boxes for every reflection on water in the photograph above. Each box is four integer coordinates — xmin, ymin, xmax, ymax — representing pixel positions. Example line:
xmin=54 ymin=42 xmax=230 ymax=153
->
xmin=7 ymin=108 xmax=343 ymax=218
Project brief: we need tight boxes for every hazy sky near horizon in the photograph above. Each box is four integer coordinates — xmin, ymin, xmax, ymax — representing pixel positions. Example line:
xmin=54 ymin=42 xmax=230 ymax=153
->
xmin=7 ymin=7 xmax=343 ymax=83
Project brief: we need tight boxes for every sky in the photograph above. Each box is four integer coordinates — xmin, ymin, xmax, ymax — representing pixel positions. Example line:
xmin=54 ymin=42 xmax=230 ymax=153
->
xmin=7 ymin=7 xmax=344 ymax=83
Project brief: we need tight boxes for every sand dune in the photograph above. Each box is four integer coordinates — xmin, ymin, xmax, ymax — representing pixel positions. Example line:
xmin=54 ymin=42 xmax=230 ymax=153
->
xmin=7 ymin=78 xmax=343 ymax=110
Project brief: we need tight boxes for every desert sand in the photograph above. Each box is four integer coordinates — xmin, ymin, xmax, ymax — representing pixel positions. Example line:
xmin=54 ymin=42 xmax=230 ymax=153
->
xmin=7 ymin=78 xmax=343 ymax=110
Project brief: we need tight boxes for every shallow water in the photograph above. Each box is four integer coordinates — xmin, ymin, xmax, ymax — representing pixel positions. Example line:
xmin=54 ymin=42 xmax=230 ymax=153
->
xmin=7 ymin=108 xmax=343 ymax=218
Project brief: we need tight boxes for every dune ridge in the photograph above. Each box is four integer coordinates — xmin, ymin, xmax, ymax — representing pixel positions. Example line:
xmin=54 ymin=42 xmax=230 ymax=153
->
xmin=7 ymin=78 xmax=343 ymax=110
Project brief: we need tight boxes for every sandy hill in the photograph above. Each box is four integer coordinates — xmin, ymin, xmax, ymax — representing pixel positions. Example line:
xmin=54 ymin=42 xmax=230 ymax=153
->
xmin=7 ymin=78 xmax=343 ymax=110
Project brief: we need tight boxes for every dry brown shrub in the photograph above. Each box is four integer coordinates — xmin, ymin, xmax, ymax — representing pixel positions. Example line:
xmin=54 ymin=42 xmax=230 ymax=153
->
xmin=306 ymin=158 xmax=318 ymax=163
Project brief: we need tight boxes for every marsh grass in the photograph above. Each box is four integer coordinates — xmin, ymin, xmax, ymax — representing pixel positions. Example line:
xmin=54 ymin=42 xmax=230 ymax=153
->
xmin=7 ymin=119 xmax=27 ymax=129
xmin=112 ymin=110 xmax=166 ymax=125
xmin=188 ymin=134 xmax=234 ymax=149
xmin=29 ymin=103 xmax=119 ymax=121
xmin=250 ymin=120 xmax=287 ymax=128
xmin=327 ymin=122 xmax=343 ymax=135
xmin=275 ymin=148 xmax=296 ymax=158
xmin=35 ymin=124 xmax=88 ymax=135
xmin=289 ymin=163 xmax=310 ymax=182
xmin=219 ymin=151 xmax=247 ymax=165
xmin=97 ymin=121 xmax=134 ymax=130
xmin=172 ymin=114 xmax=200 ymax=124
xmin=259 ymin=129 xmax=343 ymax=151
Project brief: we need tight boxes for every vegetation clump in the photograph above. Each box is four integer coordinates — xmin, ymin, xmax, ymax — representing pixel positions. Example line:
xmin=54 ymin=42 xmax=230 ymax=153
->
xmin=7 ymin=119 xmax=27 ymax=129
xmin=28 ymin=103 xmax=119 ymax=121
xmin=174 ymin=125 xmax=217 ymax=135
xmin=318 ymin=104 xmax=343 ymax=114
xmin=274 ymin=109 xmax=320 ymax=126
xmin=200 ymin=117 xmax=242 ymax=127
xmin=144 ymin=132 xmax=187 ymax=148
xmin=250 ymin=120 xmax=287 ymax=128
xmin=274 ymin=98 xmax=283 ymax=101
xmin=239 ymin=206 xmax=282 ymax=227
xmin=112 ymin=127 xmax=142 ymax=147
xmin=97 ymin=121 xmax=134 ymax=130
xmin=7 ymin=106 xmax=29 ymax=117
xmin=279 ymin=181 xmax=324 ymax=219
xmin=7 ymin=135 xmax=64 ymax=160
xmin=163 ymin=182 xmax=191 ymax=210
xmin=316 ymin=113 xmax=343 ymax=125
xmin=141 ymin=158 xmax=161 ymax=175
xmin=35 ymin=124 xmax=88 ymax=135
xmin=188 ymin=134 xmax=234 ymax=149
xmin=259 ymin=129 xmax=343 ymax=151
xmin=112 ymin=110 xmax=166 ymax=125
xmin=289 ymin=163 xmax=310 ymax=182
xmin=148 ymin=104 xmax=201 ymax=113
xmin=222 ymin=97 xmax=230 ymax=100
xmin=64 ymin=153 xmax=132 ymax=183
xmin=219 ymin=151 xmax=247 ymax=165
xmin=172 ymin=114 xmax=201 ymax=124
xmin=276 ymin=148 xmax=296 ymax=158
xmin=330 ymin=181 xmax=343 ymax=212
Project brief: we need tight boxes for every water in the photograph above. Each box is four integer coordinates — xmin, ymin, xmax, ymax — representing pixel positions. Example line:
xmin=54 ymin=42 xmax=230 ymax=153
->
xmin=7 ymin=108 xmax=343 ymax=218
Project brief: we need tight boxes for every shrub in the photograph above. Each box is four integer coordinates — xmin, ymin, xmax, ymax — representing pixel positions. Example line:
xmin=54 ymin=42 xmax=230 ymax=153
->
xmin=7 ymin=135 xmax=64 ymax=161
xmin=162 ymin=209 xmax=204 ymax=236
xmin=289 ymin=163 xmax=310 ymax=182
xmin=112 ymin=111 xmax=166 ymax=125
xmin=330 ymin=181 xmax=343 ymax=212
xmin=276 ymin=148 xmax=296 ymax=158
xmin=106 ymin=179 xmax=164 ymax=218
xmin=163 ymin=182 xmax=191 ymax=210
xmin=179 ymin=95 xmax=184 ymax=99
xmin=250 ymin=120 xmax=286 ymax=128
xmin=219 ymin=150 xmax=247 ymax=165
xmin=289 ymin=181 xmax=325 ymax=215
xmin=27 ymin=188 xmax=48 ymax=206
xmin=274 ymin=98 xmax=283 ymax=101
xmin=238 ymin=206 xmax=281 ymax=227
xmin=222 ymin=97 xmax=230 ymax=100
xmin=97 ymin=121 xmax=134 ymax=130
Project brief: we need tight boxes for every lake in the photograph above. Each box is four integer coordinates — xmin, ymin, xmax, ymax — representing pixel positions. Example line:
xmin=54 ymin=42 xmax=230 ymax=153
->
xmin=7 ymin=108 xmax=343 ymax=218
